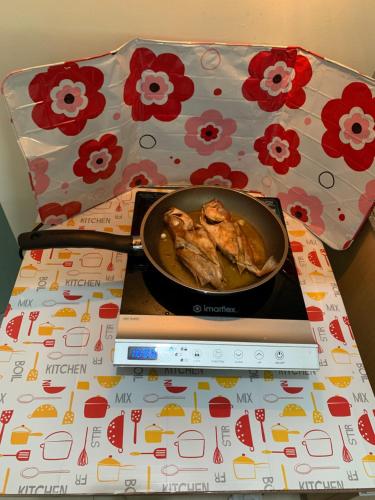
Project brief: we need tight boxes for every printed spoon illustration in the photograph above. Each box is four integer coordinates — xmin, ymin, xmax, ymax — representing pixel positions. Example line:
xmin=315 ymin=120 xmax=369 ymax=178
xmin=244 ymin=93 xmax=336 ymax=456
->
xmin=17 ymin=394 xmax=62 ymax=404
xmin=48 ymin=352 xmax=88 ymax=361
xmin=21 ymin=467 xmax=70 ymax=479
xmin=143 ymin=394 xmax=186 ymax=403
xmin=161 ymin=465 xmax=208 ymax=477
xmin=294 ymin=463 xmax=340 ymax=475
xmin=67 ymin=270 xmax=101 ymax=276
xmin=263 ymin=394 xmax=304 ymax=403
xmin=42 ymin=300 xmax=78 ymax=307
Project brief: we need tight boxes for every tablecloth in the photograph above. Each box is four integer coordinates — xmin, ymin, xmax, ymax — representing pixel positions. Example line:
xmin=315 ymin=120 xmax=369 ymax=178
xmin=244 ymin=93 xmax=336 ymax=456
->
xmin=0 ymin=188 xmax=374 ymax=495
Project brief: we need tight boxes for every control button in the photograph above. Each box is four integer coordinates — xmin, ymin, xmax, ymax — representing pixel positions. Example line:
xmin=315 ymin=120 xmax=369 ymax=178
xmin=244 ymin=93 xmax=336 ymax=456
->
xmin=254 ymin=350 xmax=264 ymax=360
xmin=275 ymin=350 xmax=284 ymax=360
xmin=234 ymin=349 xmax=243 ymax=359
xmin=193 ymin=350 xmax=202 ymax=358
xmin=213 ymin=349 xmax=223 ymax=359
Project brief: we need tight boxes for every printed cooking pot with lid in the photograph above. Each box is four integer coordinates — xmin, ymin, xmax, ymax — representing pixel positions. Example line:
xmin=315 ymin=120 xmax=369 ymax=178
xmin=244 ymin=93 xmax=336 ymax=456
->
xmin=209 ymin=396 xmax=232 ymax=418
xmin=63 ymin=326 xmax=90 ymax=347
xmin=362 ymin=453 xmax=375 ymax=478
xmin=174 ymin=430 xmax=205 ymax=458
xmin=302 ymin=429 xmax=333 ymax=457
xmin=327 ymin=395 xmax=352 ymax=417
xmin=84 ymin=395 xmax=110 ymax=418
xmin=40 ymin=431 xmax=73 ymax=460
xmin=96 ymin=455 xmax=134 ymax=482
xmin=232 ymin=454 xmax=268 ymax=480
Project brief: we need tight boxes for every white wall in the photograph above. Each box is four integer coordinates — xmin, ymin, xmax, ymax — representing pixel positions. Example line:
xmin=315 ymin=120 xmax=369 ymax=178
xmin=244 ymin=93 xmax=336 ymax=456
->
xmin=0 ymin=0 xmax=374 ymax=235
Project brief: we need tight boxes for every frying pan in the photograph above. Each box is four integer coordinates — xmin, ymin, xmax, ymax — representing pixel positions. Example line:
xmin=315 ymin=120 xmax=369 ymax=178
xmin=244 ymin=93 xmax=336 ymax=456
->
xmin=18 ymin=186 xmax=288 ymax=295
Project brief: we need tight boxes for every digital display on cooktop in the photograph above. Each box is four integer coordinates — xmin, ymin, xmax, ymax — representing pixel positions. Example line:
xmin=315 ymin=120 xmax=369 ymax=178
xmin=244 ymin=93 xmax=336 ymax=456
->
xmin=120 ymin=189 xmax=308 ymax=321
xmin=128 ymin=346 xmax=158 ymax=360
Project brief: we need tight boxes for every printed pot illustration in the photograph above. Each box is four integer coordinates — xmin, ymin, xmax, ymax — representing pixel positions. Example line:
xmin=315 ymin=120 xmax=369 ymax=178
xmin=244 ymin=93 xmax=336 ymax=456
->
xmin=362 ymin=453 xmax=375 ymax=478
xmin=306 ymin=306 xmax=324 ymax=322
xmin=144 ymin=424 xmax=174 ymax=443
xmin=11 ymin=425 xmax=43 ymax=445
xmin=0 ymin=345 xmax=23 ymax=363
xmin=40 ymin=431 xmax=73 ymax=460
xmin=38 ymin=322 xmax=64 ymax=336
xmin=327 ymin=395 xmax=351 ymax=417
xmin=80 ymin=253 xmax=103 ymax=268
xmin=271 ymin=423 xmax=300 ymax=443
xmin=302 ymin=429 xmax=333 ymax=457
xmin=63 ymin=326 xmax=90 ymax=347
xmin=20 ymin=264 xmax=39 ymax=278
xmin=99 ymin=303 xmax=119 ymax=319
xmin=174 ymin=430 xmax=205 ymax=458
xmin=331 ymin=347 xmax=351 ymax=364
xmin=232 ymin=454 xmax=268 ymax=480
xmin=84 ymin=396 xmax=110 ymax=418
xmin=96 ymin=455 xmax=134 ymax=482
xmin=209 ymin=396 xmax=232 ymax=418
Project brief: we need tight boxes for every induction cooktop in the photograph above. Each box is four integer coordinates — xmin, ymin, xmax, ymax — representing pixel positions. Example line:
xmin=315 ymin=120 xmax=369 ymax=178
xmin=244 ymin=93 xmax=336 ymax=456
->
xmin=114 ymin=188 xmax=318 ymax=371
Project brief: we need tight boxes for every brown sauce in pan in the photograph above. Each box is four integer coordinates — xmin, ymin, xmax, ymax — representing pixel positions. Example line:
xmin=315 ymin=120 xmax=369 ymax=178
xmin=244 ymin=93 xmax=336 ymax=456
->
xmin=159 ymin=210 xmax=267 ymax=290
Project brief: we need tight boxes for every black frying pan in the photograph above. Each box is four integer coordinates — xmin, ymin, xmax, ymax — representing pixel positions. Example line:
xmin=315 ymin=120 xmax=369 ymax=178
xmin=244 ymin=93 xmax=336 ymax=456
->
xmin=18 ymin=186 xmax=288 ymax=295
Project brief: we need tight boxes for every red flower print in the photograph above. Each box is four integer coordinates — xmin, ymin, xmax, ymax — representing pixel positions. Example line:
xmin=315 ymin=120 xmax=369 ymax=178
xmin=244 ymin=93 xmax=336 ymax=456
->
xmin=242 ymin=48 xmax=312 ymax=112
xmin=73 ymin=134 xmax=123 ymax=184
xmin=358 ymin=179 xmax=375 ymax=215
xmin=39 ymin=201 xmax=82 ymax=225
xmin=321 ymin=82 xmax=375 ymax=171
xmin=190 ymin=162 xmax=248 ymax=189
xmin=254 ymin=124 xmax=301 ymax=174
xmin=185 ymin=110 xmax=237 ymax=156
xmin=29 ymin=62 xmax=105 ymax=136
xmin=28 ymin=158 xmax=50 ymax=195
xmin=113 ymin=160 xmax=168 ymax=196
xmin=124 ymin=48 xmax=194 ymax=121
xmin=278 ymin=187 xmax=325 ymax=235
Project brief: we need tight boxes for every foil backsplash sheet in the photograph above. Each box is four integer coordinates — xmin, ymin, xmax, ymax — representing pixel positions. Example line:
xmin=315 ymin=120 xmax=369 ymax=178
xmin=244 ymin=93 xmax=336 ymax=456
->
xmin=0 ymin=188 xmax=374 ymax=495
xmin=2 ymin=38 xmax=375 ymax=249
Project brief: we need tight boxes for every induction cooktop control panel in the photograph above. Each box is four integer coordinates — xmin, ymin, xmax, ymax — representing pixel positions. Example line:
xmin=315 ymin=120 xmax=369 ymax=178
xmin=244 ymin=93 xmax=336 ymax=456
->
xmin=114 ymin=338 xmax=318 ymax=370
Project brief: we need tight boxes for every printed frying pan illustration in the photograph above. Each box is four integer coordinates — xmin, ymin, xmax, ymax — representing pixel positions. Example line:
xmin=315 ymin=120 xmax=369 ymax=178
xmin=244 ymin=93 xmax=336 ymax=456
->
xmin=18 ymin=186 xmax=288 ymax=296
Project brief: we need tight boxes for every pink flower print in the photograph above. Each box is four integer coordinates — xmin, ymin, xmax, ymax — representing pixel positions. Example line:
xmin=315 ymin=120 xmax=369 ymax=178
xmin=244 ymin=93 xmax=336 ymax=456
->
xmin=28 ymin=158 xmax=50 ymax=195
xmin=358 ymin=179 xmax=375 ymax=215
xmin=87 ymin=149 xmax=112 ymax=173
xmin=267 ymin=137 xmax=291 ymax=161
xmin=113 ymin=160 xmax=167 ymax=196
xmin=260 ymin=61 xmax=295 ymax=97
xmin=338 ymin=106 xmax=375 ymax=150
xmin=50 ymin=80 xmax=88 ymax=117
xmin=136 ymin=70 xmax=174 ymax=105
xmin=185 ymin=110 xmax=237 ymax=156
xmin=278 ymin=187 xmax=325 ymax=235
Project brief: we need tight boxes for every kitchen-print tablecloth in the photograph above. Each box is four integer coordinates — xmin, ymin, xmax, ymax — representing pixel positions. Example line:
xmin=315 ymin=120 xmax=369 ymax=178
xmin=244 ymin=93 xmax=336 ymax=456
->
xmin=0 ymin=187 xmax=374 ymax=495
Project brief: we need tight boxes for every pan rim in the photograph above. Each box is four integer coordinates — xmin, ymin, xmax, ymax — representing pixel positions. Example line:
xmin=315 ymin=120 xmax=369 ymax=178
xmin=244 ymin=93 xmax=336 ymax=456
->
xmin=140 ymin=185 xmax=289 ymax=295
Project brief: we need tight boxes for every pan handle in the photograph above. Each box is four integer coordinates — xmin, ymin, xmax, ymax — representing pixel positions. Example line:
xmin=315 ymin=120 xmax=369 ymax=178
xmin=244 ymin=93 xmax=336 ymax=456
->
xmin=18 ymin=230 xmax=139 ymax=254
